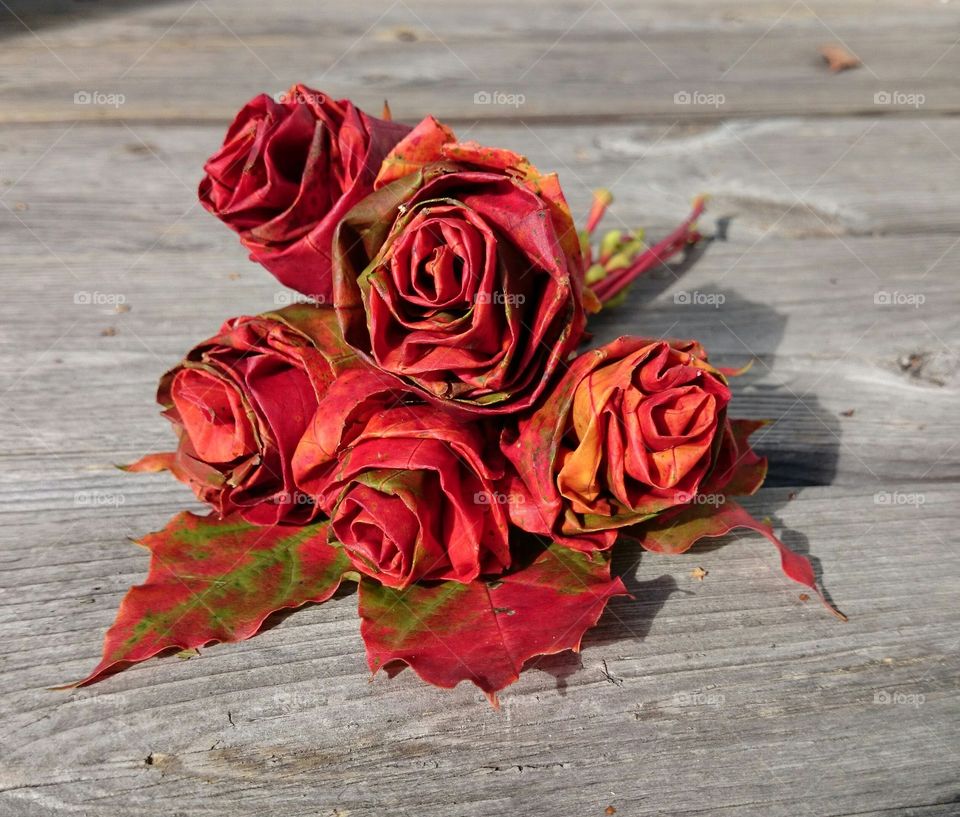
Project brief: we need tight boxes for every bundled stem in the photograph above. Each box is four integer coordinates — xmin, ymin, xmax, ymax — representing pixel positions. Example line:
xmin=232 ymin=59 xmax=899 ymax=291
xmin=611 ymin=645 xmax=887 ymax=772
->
xmin=584 ymin=193 xmax=707 ymax=305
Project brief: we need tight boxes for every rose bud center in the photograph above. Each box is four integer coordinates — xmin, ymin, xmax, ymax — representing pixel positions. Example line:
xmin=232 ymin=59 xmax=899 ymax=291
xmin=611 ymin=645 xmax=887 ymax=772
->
xmin=170 ymin=368 xmax=256 ymax=464
xmin=623 ymin=385 xmax=719 ymax=491
xmin=331 ymin=483 xmax=422 ymax=582
xmin=640 ymin=387 xmax=717 ymax=449
xmin=388 ymin=207 xmax=494 ymax=315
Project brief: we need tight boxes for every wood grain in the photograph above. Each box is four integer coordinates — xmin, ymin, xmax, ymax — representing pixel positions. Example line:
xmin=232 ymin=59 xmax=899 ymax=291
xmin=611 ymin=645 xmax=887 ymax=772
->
xmin=1 ymin=1 xmax=960 ymax=123
xmin=0 ymin=1 xmax=958 ymax=815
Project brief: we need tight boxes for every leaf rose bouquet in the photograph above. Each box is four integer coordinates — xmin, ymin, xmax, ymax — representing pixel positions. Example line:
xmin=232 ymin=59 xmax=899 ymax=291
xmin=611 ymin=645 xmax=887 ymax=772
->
xmin=71 ymin=87 xmax=844 ymax=702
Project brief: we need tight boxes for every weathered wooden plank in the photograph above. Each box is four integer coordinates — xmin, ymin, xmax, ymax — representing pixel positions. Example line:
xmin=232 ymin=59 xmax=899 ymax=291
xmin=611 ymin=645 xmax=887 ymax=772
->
xmin=2 ymin=0 xmax=960 ymax=123
xmin=1 ymin=482 xmax=957 ymax=816
xmin=5 ymin=118 xmax=960 ymax=247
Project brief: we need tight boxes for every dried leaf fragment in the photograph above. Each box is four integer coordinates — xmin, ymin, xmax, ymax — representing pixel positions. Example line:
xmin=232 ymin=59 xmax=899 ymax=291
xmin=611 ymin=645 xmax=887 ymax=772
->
xmin=820 ymin=43 xmax=861 ymax=72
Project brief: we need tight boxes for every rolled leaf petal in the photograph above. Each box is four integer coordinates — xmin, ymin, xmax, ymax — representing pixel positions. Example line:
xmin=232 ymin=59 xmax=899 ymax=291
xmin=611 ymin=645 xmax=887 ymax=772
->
xmin=293 ymin=368 xmax=512 ymax=587
xmin=139 ymin=304 xmax=364 ymax=525
xmin=503 ymin=337 xmax=734 ymax=548
xmin=374 ymin=115 xmax=456 ymax=188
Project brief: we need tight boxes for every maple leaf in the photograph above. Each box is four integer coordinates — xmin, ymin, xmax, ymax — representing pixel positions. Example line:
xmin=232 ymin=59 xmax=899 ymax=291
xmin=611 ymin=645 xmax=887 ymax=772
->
xmin=69 ymin=512 xmax=354 ymax=686
xmin=820 ymin=43 xmax=861 ymax=72
xmin=358 ymin=543 xmax=629 ymax=701
xmin=632 ymin=501 xmax=846 ymax=620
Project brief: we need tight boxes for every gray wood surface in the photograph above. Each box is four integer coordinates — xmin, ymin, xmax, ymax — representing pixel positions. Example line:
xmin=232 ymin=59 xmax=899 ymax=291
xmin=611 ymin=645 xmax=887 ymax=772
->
xmin=0 ymin=2 xmax=958 ymax=815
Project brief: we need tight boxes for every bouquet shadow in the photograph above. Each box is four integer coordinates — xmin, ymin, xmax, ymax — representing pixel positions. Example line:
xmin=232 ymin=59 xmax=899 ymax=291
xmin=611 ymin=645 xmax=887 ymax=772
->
xmin=531 ymin=551 xmax=681 ymax=694
xmin=0 ymin=1 xmax=183 ymax=38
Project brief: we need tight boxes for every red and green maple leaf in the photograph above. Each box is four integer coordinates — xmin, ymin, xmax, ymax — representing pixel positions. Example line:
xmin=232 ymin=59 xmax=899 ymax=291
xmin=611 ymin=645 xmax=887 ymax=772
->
xmin=71 ymin=511 xmax=354 ymax=686
xmin=633 ymin=500 xmax=847 ymax=621
xmin=358 ymin=543 xmax=630 ymax=702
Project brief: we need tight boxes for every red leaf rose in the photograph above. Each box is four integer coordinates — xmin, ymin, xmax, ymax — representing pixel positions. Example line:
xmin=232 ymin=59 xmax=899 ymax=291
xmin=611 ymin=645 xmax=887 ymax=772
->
xmin=293 ymin=368 xmax=512 ymax=587
xmin=199 ymin=84 xmax=410 ymax=303
xmin=126 ymin=305 xmax=360 ymax=525
xmin=502 ymin=336 xmax=762 ymax=549
xmin=332 ymin=116 xmax=591 ymax=414
xmin=502 ymin=336 xmax=843 ymax=617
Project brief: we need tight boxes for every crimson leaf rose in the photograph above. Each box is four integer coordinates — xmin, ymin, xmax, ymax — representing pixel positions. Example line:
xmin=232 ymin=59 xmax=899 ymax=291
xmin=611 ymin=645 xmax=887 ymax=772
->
xmin=199 ymin=85 xmax=410 ymax=303
xmin=332 ymin=116 xmax=591 ymax=414
xmin=127 ymin=306 xmax=359 ymax=525
xmin=293 ymin=368 xmax=512 ymax=587
xmin=502 ymin=337 xmax=767 ymax=549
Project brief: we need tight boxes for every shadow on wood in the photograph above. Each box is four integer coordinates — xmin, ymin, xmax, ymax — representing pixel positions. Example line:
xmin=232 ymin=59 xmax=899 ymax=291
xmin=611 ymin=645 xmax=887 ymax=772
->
xmin=0 ymin=0 xmax=181 ymax=38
